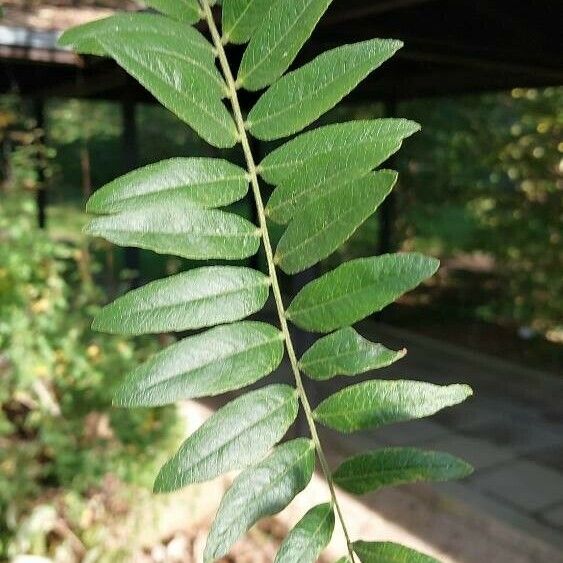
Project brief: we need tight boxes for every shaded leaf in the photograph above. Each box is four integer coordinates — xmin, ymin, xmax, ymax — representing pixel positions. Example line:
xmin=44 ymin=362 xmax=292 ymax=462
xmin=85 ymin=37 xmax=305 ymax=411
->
xmin=353 ymin=541 xmax=438 ymax=563
xmin=313 ymin=380 xmax=473 ymax=433
xmin=60 ymin=14 xmax=237 ymax=147
xmin=144 ymin=0 xmax=202 ymax=24
xmin=333 ymin=448 xmax=473 ymax=495
xmin=286 ymin=254 xmax=439 ymax=333
xmin=274 ymin=503 xmax=334 ymax=563
xmin=262 ymin=120 xmax=419 ymax=223
xmin=222 ymin=0 xmax=271 ymax=44
xmin=86 ymin=158 xmax=249 ymax=214
xmin=154 ymin=384 xmax=298 ymax=492
xmin=204 ymin=439 xmax=315 ymax=561
xmin=84 ymin=199 xmax=260 ymax=260
xmin=237 ymin=0 xmax=334 ymax=91
xmin=114 ymin=322 xmax=284 ymax=407
xmin=275 ymin=171 xmax=397 ymax=274
xmin=249 ymin=39 xmax=402 ymax=140
xmin=93 ymin=266 xmax=270 ymax=335
xmin=299 ymin=327 xmax=406 ymax=381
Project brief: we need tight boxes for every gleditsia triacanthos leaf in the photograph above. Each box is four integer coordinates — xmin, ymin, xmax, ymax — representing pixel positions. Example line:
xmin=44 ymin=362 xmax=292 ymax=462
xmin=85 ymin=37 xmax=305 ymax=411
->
xmin=275 ymin=171 xmax=397 ymax=274
xmin=143 ymin=0 xmax=201 ymax=24
xmin=299 ymin=327 xmax=406 ymax=381
xmin=60 ymin=14 xmax=238 ymax=147
xmin=353 ymin=541 xmax=439 ymax=563
xmin=237 ymin=0 xmax=334 ymax=91
xmin=287 ymin=253 xmax=439 ymax=333
xmin=92 ymin=267 xmax=270 ymax=335
xmin=274 ymin=503 xmax=335 ymax=563
xmin=222 ymin=0 xmax=271 ymax=44
xmin=204 ymin=439 xmax=316 ymax=562
xmin=313 ymin=380 xmax=473 ymax=433
xmin=154 ymin=384 xmax=298 ymax=493
xmin=333 ymin=448 xmax=474 ymax=495
xmin=248 ymin=39 xmax=403 ymax=140
xmin=113 ymin=322 xmax=284 ymax=407
xmin=262 ymin=120 xmax=419 ymax=224
xmin=84 ymin=199 xmax=261 ymax=261
xmin=86 ymin=158 xmax=249 ymax=214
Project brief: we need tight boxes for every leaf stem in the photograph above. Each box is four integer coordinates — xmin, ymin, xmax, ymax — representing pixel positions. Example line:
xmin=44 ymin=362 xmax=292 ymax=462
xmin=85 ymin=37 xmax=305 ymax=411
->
xmin=200 ymin=2 xmax=357 ymax=560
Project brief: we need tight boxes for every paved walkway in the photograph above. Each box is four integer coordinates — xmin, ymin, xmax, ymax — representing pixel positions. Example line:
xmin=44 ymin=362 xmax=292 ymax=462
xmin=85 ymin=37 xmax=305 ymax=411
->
xmin=317 ymin=322 xmax=563 ymax=558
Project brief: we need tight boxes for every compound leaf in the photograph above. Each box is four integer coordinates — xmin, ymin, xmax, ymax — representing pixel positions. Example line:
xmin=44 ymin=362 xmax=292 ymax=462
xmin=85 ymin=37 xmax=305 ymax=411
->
xmin=222 ymin=0 xmax=271 ymax=44
xmin=114 ymin=321 xmax=284 ymax=407
xmin=313 ymin=380 xmax=473 ymax=433
xmin=237 ymin=0 xmax=334 ymax=91
xmin=275 ymin=171 xmax=397 ymax=274
xmin=144 ymin=0 xmax=202 ymax=24
xmin=299 ymin=327 xmax=406 ymax=381
xmin=333 ymin=448 xmax=474 ymax=495
xmin=86 ymin=158 xmax=249 ymax=214
xmin=274 ymin=503 xmax=335 ymax=563
xmin=154 ymin=384 xmax=298 ymax=492
xmin=286 ymin=254 xmax=439 ymax=333
xmin=204 ymin=439 xmax=315 ymax=562
xmin=93 ymin=266 xmax=270 ymax=335
xmin=84 ymin=200 xmax=260 ymax=260
xmin=249 ymin=39 xmax=402 ymax=140
xmin=262 ymin=120 xmax=419 ymax=224
xmin=353 ymin=541 xmax=438 ymax=563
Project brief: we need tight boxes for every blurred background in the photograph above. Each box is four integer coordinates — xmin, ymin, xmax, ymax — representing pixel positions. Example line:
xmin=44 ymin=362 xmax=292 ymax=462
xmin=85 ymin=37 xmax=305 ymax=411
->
xmin=0 ymin=1 xmax=561 ymax=562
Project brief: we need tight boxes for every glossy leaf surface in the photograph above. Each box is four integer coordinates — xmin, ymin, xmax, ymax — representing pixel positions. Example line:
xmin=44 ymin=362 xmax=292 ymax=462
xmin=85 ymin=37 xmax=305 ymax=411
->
xmin=333 ymin=448 xmax=473 ymax=495
xmin=237 ymin=0 xmax=333 ymax=91
xmin=86 ymin=158 xmax=249 ymax=214
xmin=274 ymin=503 xmax=335 ymax=563
xmin=144 ymin=0 xmax=201 ymax=24
xmin=114 ymin=322 xmax=284 ymax=407
xmin=353 ymin=541 xmax=438 ymax=563
xmin=314 ymin=380 xmax=473 ymax=433
xmin=287 ymin=254 xmax=439 ymax=332
xmin=204 ymin=439 xmax=315 ymax=561
xmin=222 ymin=0 xmax=270 ymax=44
xmin=299 ymin=327 xmax=406 ymax=381
xmin=93 ymin=267 xmax=270 ymax=335
xmin=84 ymin=200 xmax=260 ymax=260
xmin=154 ymin=385 xmax=298 ymax=492
xmin=275 ymin=171 xmax=397 ymax=274
xmin=263 ymin=120 xmax=419 ymax=223
xmin=249 ymin=39 xmax=402 ymax=140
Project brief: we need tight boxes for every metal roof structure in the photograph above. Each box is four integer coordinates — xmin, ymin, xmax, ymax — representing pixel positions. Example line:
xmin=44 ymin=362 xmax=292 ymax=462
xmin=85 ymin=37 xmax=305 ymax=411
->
xmin=1 ymin=1 xmax=562 ymax=103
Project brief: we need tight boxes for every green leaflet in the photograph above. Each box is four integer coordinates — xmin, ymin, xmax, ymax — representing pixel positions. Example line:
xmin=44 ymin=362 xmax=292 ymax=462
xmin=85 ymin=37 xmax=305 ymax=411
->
xmin=237 ymin=0 xmax=334 ymax=91
xmin=313 ymin=380 xmax=473 ymax=433
xmin=114 ymin=322 xmax=284 ymax=407
xmin=59 ymin=13 xmax=213 ymax=62
xmin=60 ymin=14 xmax=238 ymax=147
xmin=299 ymin=327 xmax=406 ymax=381
xmin=84 ymin=199 xmax=260 ymax=260
xmin=262 ymin=120 xmax=419 ymax=224
xmin=93 ymin=267 xmax=270 ymax=335
xmin=333 ymin=448 xmax=474 ymax=495
xmin=275 ymin=171 xmax=397 ymax=274
xmin=204 ymin=439 xmax=315 ymax=562
xmin=143 ymin=0 xmax=202 ymax=24
xmin=335 ymin=558 xmax=351 ymax=563
xmin=249 ymin=39 xmax=403 ymax=140
xmin=222 ymin=0 xmax=271 ymax=44
xmin=154 ymin=384 xmax=298 ymax=492
xmin=287 ymin=253 xmax=439 ymax=333
xmin=274 ymin=503 xmax=335 ymax=563
xmin=86 ymin=158 xmax=249 ymax=214
xmin=353 ymin=541 xmax=438 ymax=563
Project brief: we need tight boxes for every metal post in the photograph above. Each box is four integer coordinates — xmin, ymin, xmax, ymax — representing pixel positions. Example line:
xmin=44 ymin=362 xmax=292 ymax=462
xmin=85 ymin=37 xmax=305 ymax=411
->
xmin=33 ymin=98 xmax=47 ymax=229
xmin=121 ymin=101 xmax=141 ymax=286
